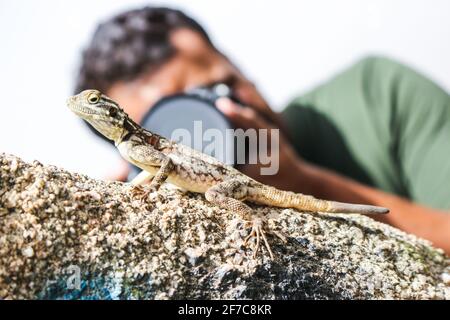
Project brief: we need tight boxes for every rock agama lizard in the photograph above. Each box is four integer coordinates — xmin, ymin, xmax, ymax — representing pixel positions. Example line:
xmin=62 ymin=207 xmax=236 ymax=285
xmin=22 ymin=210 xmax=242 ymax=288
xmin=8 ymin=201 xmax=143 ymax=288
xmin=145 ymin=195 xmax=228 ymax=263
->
xmin=67 ymin=90 xmax=389 ymax=259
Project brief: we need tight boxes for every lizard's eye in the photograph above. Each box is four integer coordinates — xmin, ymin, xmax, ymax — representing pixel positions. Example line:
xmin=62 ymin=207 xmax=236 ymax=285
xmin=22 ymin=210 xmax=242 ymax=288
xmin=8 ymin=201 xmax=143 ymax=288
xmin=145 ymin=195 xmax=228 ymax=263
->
xmin=87 ymin=93 xmax=100 ymax=104
xmin=109 ymin=106 xmax=117 ymax=117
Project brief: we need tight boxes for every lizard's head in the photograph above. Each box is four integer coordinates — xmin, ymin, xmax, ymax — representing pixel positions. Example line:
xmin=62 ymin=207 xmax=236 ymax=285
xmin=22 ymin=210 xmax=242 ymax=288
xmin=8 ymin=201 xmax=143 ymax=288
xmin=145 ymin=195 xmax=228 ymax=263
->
xmin=67 ymin=89 xmax=131 ymax=143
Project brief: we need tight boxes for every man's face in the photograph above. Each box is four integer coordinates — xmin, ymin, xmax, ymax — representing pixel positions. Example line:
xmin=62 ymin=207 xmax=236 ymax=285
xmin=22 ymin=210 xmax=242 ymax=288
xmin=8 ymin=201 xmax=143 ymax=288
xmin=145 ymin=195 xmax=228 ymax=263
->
xmin=106 ymin=28 xmax=270 ymax=123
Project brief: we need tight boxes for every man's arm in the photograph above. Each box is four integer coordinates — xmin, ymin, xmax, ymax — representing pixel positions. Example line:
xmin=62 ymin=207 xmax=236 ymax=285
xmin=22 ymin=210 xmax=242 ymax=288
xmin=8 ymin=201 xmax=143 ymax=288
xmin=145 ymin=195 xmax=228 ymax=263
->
xmin=298 ymin=160 xmax=450 ymax=254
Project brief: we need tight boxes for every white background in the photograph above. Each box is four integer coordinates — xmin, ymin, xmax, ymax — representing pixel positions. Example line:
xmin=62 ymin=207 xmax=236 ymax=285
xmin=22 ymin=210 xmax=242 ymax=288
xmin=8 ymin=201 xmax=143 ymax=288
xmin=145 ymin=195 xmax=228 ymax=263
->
xmin=0 ymin=0 xmax=449 ymax=179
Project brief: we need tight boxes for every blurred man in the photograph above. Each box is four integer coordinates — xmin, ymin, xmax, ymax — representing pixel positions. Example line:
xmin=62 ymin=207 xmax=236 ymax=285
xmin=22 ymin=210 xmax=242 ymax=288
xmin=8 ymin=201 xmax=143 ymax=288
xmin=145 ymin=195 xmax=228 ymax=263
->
xmin=75 ymin=7 xmax=450 ymax=253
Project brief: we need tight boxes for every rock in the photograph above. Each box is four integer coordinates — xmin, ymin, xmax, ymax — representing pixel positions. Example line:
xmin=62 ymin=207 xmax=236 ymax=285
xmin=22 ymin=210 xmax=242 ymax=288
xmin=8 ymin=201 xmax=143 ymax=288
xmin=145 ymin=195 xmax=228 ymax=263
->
xmin=21 ymin=247 xmax=34 ymax=258
xmin=0 ymin=153 xmax=448 ymax=300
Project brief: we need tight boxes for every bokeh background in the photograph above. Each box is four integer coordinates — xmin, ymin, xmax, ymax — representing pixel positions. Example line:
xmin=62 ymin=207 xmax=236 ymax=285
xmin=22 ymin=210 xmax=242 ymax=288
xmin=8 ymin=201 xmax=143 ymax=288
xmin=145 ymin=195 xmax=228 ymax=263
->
xmin=1 ymin=0 xmax=449 ymax=178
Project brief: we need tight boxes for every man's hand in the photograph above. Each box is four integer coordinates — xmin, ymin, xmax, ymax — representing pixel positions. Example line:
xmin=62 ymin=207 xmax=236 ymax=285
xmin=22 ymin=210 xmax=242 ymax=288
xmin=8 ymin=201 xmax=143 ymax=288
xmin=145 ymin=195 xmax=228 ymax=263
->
xmin=106 ymin=160 xmax=130 ymax=182
xmin=216 ymin=97 xmax=310 ymax=192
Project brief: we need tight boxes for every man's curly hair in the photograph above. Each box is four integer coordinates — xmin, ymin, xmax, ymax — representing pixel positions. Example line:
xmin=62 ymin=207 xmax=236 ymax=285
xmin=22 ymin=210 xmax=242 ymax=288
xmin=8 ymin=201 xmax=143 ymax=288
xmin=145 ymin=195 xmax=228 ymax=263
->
xmin=74 ymin=7 xmax=213 ymax=93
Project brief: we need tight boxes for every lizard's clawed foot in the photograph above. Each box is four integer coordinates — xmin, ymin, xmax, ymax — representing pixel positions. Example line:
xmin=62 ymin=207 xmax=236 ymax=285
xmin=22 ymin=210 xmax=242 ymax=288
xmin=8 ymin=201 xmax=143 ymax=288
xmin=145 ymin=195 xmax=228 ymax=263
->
xmin=131 ymin=185 xmax=157 ymax=203
xmin=243 ymin=216 xmax=287 ymax=260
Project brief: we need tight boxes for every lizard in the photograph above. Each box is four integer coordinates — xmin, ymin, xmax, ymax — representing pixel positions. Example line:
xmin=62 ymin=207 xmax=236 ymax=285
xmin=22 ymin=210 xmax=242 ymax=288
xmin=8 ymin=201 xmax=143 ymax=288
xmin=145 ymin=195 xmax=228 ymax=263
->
xmin=67 ymin=89 xmax=389 ymax=259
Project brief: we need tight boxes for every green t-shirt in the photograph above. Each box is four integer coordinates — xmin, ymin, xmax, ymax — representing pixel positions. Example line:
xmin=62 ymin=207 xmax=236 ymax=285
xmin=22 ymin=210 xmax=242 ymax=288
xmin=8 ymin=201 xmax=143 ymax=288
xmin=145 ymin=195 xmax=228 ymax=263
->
xmin=282 ymin=56 xmax=450 ymax=210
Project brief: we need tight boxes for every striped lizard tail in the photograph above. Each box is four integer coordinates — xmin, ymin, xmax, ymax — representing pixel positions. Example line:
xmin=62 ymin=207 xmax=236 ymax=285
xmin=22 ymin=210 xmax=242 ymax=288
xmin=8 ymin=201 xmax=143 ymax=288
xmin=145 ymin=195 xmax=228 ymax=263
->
xmin=251 ymin=185 xmax=389 ymax=215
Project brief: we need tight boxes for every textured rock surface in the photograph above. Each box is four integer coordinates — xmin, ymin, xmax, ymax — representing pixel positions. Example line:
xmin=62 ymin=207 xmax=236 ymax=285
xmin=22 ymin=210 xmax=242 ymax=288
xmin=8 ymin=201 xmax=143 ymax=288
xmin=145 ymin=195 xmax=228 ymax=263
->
xmin=0 ymin=153 xmax=448 ymax=300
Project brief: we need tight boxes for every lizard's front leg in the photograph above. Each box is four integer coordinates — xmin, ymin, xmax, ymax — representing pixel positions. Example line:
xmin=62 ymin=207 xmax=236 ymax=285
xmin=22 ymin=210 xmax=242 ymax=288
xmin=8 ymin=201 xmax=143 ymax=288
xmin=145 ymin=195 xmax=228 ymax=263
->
xmin=128 ymin=145 xmax=174 ymax=202
xmin=205 ymin=179 xmax=284 ymax=259
xmin=148 ymin=157 xmax=174 ymax=190
xmin=130 ymin=170 xmax=154 ymax=200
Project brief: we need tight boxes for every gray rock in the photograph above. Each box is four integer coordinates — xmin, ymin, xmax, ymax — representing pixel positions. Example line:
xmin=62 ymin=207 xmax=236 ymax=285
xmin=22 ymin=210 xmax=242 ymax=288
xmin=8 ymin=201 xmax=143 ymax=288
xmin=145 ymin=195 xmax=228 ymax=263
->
xmin=0 ymin=153 xmax=448 ymax=299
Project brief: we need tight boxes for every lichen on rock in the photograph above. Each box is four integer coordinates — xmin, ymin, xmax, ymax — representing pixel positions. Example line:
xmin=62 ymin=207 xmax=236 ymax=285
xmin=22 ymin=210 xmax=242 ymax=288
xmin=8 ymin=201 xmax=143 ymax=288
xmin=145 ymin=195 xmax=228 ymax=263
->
xmin=0 ymin=153 xmax=448 ymax=299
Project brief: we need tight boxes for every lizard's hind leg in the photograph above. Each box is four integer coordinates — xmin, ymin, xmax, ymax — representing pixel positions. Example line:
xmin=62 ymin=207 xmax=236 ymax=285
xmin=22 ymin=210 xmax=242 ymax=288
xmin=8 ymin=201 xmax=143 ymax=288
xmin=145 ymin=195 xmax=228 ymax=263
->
xmin=205 ymin=179 xmax=283 ymax=260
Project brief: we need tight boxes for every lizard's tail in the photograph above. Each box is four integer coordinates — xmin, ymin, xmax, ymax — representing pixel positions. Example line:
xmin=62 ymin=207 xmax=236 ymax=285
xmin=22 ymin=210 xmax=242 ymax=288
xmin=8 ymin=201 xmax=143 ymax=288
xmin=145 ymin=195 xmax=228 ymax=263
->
xmin=325 ymin=201 xmax=389 ymax=214
xmin=252 ymin=185 xmax=389 ymax=215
